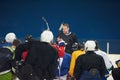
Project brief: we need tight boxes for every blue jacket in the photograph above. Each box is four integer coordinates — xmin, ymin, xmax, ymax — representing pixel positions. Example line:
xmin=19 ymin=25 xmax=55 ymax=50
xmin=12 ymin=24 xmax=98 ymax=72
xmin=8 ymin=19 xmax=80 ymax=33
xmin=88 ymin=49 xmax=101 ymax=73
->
xmin=56 ymin=53 xmax=71 ymax=76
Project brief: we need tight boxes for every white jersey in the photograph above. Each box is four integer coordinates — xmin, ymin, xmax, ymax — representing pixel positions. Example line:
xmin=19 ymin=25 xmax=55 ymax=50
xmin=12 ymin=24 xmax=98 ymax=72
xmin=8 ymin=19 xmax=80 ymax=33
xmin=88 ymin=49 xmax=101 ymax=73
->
xmin=95 ymin=49 xmax=113 ymax=70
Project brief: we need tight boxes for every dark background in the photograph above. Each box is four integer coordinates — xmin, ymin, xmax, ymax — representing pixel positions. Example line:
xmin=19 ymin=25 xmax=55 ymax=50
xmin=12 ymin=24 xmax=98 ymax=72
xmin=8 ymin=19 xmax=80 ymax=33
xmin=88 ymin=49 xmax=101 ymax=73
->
xmin=0 ymin=0 xmax=120 ymax=53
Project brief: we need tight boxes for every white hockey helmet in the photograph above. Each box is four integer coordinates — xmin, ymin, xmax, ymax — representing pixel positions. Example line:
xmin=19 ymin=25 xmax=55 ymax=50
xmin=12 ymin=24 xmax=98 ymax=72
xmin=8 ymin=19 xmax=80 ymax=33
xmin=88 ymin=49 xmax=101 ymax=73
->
xmin=5 ymin=32 xmax=16 ymax=43
xmin=40 ymin=30 xmax=54 ymax=43
xmin=85 ymin=40 xmax=96 ymax=51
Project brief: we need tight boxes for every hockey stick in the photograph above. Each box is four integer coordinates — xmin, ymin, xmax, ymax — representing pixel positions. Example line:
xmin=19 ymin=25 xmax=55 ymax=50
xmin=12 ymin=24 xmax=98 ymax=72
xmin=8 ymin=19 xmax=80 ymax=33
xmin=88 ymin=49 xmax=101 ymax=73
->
xmin=58 ymin=58 xmax=62 ymax=80
xmin=42 ymin=16 xmax=50 ymax=31
xmin=59 ymin=23 xmax=63 ymax=31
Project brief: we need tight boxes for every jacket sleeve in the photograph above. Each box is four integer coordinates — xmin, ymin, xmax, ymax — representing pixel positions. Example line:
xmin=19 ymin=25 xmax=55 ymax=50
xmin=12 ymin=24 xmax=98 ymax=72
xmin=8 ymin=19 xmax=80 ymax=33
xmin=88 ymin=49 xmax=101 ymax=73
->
xmin=99 ymin=56 xmax=107 ymax=77
xmin=69 ymin=52 xmax=76 ymax=76
xmin=47 ymin=47 xmax=58 ymax=78
xmin=60 ymin=54 xmax=71 ymax=76
xmin=15 ymin=42 xmax=32 ymax=61
xmin=72 ymin=33 xmax=78 ymax=43
xmin=51 ymin=44 xmax=65 ymax=58
xmin=73 ymin=57 xmax=82 ymax=80
xmin=102 ymin=52 xmax=113 ymax=70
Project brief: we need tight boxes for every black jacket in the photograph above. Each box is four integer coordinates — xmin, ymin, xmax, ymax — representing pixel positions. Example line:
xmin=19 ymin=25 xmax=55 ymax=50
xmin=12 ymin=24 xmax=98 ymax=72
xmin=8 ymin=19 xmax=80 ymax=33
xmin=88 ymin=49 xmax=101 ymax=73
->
xmin=57 ymin=32 xmax=78 ymax=54
xmin=15 ymin=41 xmax=58 ymax=79
xmin=74 ymin=51 xmax=107 ymax=80
xmin=112 ymin=68 xmax=120 ymax=80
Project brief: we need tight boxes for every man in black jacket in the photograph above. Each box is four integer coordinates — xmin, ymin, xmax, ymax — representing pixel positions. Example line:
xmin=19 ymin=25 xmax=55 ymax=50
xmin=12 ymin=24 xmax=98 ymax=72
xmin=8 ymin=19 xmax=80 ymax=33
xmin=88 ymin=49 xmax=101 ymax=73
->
xmin=74 ymin=40 xmax=107 ymax=80
xmin=14 ymin=30 xmax=58 ymax=80
xmin=57 ymin=23 xmax=78 ymax=55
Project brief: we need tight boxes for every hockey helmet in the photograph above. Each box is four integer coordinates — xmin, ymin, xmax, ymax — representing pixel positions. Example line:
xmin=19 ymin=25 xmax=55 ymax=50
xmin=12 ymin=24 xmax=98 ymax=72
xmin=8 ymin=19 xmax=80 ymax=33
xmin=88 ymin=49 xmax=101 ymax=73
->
xmin=40 ymin=30 xmax=54 ymax=43
xmin=5 ymin=32 xmax=16 ymax=43
xmin=85 ymin=40 xmax=96 ymax=51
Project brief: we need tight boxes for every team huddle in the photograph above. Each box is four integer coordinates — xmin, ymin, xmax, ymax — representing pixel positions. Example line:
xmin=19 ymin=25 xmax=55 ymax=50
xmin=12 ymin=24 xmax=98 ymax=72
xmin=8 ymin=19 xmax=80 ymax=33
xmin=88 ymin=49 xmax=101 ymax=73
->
xmin=0 ymin=23 xmax=120 ymax=80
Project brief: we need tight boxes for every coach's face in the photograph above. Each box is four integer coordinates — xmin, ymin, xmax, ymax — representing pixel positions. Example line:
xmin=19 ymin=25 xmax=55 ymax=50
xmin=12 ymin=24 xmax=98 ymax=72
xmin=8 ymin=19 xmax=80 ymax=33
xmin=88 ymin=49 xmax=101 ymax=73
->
xmin=62 ymin=26 xmax=69 ymax=34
